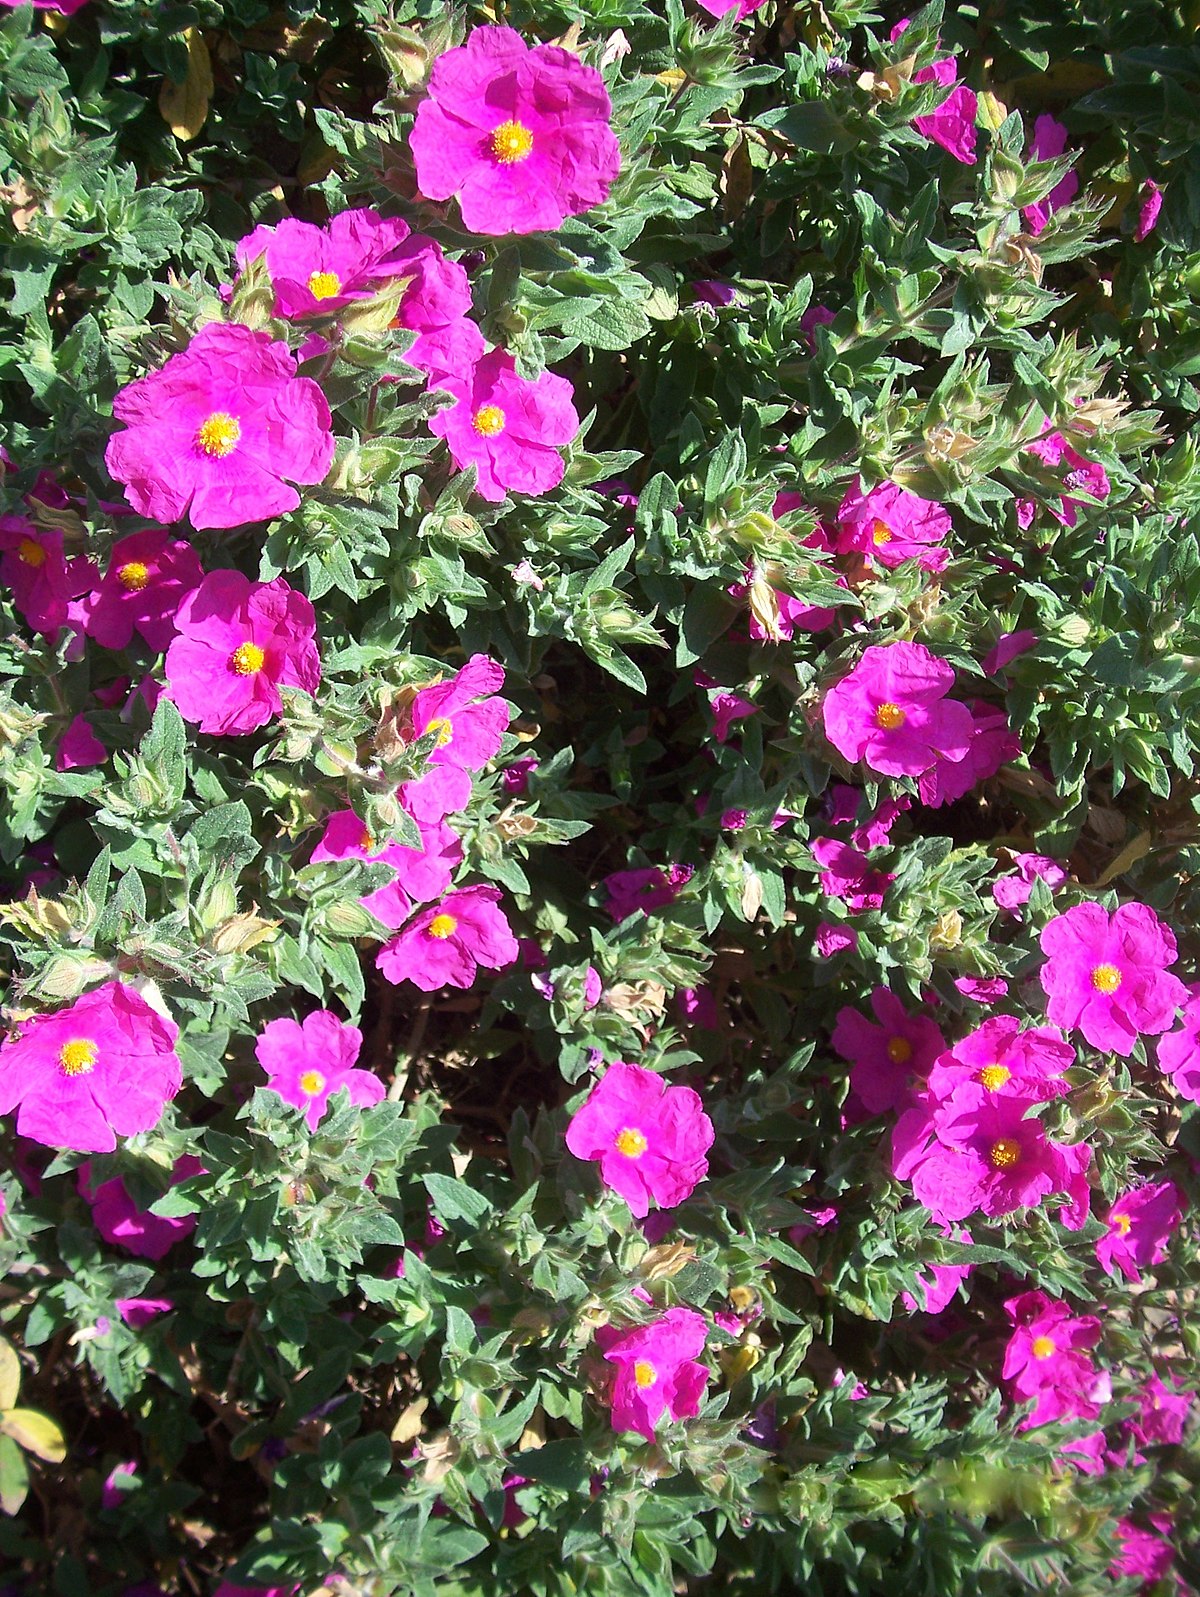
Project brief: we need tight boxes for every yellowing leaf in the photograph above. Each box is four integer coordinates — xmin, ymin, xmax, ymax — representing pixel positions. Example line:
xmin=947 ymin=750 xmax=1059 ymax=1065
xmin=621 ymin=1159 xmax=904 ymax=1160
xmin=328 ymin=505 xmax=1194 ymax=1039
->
xmin=0 ymin=1407 xmax=67 ymax=1464
xmin=159 ymin=29 xmax=214 ymax=143
xmin=0 ymin=1340 xmax=18 ymax=1411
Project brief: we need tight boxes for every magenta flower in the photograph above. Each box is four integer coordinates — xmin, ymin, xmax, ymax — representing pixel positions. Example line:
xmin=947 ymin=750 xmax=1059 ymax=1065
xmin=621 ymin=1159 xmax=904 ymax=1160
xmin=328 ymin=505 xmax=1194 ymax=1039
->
xmin=1038 ymin=901 xmax=1185 ymax=1056
xmin=1096 ymin=1180 xmax=1181 ymax=1284
xmin=954 ymin=975 xmax=1009 ymax=1003
xmin=800 ymin=305 xmax=836 ymax=349
xmin=410 ymin=25 xmax=620 ymax=235
xmin=101 ymin=1460 xmax=137 ymax=1508
xmin=892 ymin=1090 xmax=1091 ymax=1228
xmin=56 ymin=715 xmax=105 ymax=772
xmin=255 ymin=1010 xmax=384 ymax=1130
xmin=1109 ymin=1518 xmax=1175 ymax=1583
xmin=310 ymin=808 xmax=461 ymax=929
xmin=890 ymin=21 xmax=977 ymax=165
xmin=164 ymin=570 xmax=320 ymax=736
xmin=1134 ymin=178 xmax=1163 ymax=243
xmin=429 ymin=348 xmax=578 ymax=503
xmin=0 ymin=0 xmax=89 ymax=10
xmin=917 ymin=702 xmax=1020 ymax=807
xmin=1002 ymin=1289 xmax=1105 ymax=1428
xmin=924 ymin=1018 xmax=1073 ymax=1108
xmin=1127 ymin=1374 xmax=1193 ymax=1449
xmin=80 ymin=1153 xmax=204 ymax=1260
xmin=234 ymin=207 xmax=415 ymax=318
xmin=0 ymin=981 xmax=182 ymax=1153
xmin=0 ymin=517 xmax=95 ymax=637
xmin=695 ymin=0 xmax=766 ymax=18
xmin=812 ymin=838 xmax=893 ymax=913
xmin=86 ymin=530 xmax=204 ymax=653
xmin=1025 ymin=427 xmax=1110 ymax=527
xmin=901 ymin=1225 xmax=973 ymax=1316
xmin=708 ymin=687 xmax=758 ymax=743
xmin=105 ymin=323 xmax=335 ymax=530
xmin=982 ymin=628 xmax=1037 ymax=676
xmin=597 ymin=1307 xmax=710 ymax=1442
xmin=603 ymin=864 xmax=692 ymax=922
xmin=1023 ymin=115 xmax=1080 ymax=235
xmin=116 ymin=1297 xmax=173 ymax=1330
xmin=376 ymin=885 xmax=518 ymax=991
xmin=404 ymin=316 xmax=487 ymax=388
xmin=992 ymin=852 xmax=1067 ymax=916
xmin=816 ymin=921 xmax=858 ymax=958
xmin=831 ymin=988 xmax=946 ymax=1115
xmin=835 ymin=479 xmax=952 ymax=572
xmin=565 ymin=1061 xmax=714 ymax=1217
xmin=821 ymin=642 xmax=974 ymax=778
xmin=1157 ymin=983 xmax=1200 ymax=1102
xmin=400 ymin=654 xmax=510 ymax=822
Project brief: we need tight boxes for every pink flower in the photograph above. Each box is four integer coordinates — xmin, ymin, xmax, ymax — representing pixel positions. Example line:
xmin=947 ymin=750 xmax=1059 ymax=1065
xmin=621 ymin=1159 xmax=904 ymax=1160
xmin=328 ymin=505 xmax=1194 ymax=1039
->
xmin=429 ymin=348 xmax=579 ymax=502
xmin=1022 ymin=115 xmax=1080 ymax=236
xmin=0 ymin=0 xmax=89 ymax=10
xmin=1002 ymin=1289 xmax=1105 ymax=1428
xmin=917 ymin=702 xmax=1020 ymax=807
xmin=1109 ymin=1518 xmax=1174 ymax=1583
xmin=410 ymin=26 xmax=620 ymax=235
xmin=891 ymin=21 xmax=977 ymax=164
xmin=86 ymin=530 xmax=204 ymax=653
xmin=116 ymin=1297 xmax=173 ymax=1329
xmin=399 ymin=654 xmax=510 ymax=822
xmin=56 ymin=715 xmax=105 ymax=772
xmin=0 ymin=981 xmax=182 ymax=1153
xmin=405 ymin=317 xmax=487 ymax=386
xmin=0 ymin=517 xmax=95 ymax=636
xmin=954 ymin=975 xmax=1009 ymax=1003
xmin=892 ymin=1090 xmax=1091 ymax=1228
xmin=376 ymin=885 xmax=518 ymax=991
xmin=234 ymin=207 xmax=415 ymax=318
xmin=800 ymin=305 xmax=835 ymax=349
xmin=597 ymin=1307 xmax=709 ymax=1442
xmin=105 ymin=323 xmax=335 ymax=530
xmin=992 ymin=852 xmax=1067 ymax=915
xmin=1157 ymin=983 xmax=1200 ymax=1101
xmin=1127 ymin=1373 xmax=1193 ymax=1449
xmin=80 ymin=1154 xmax=204 ymax=1260
xmin=677 ymin=986 xmax=720 ymax=1029
xmin=831 ymin=988 xmax=946 ymax=1115
xmin=1038 ymin=901 xmax=1185 ymax=1056
xmin=708 ymin=687 xmax=758 ymax=744
xmin=1096 ymin=1180 xmax=1181 ymax=1284
xmin=164 ymin=570 xmax=320 ymax=736
xmin=816 ymin=921 xmax=858 ymax=958
xmin=835 ymin=480 xmax=952 ymax=572
xmin=101 ymin=1460 xmax=137 ymax=1508
xmin=695 ymin=0 xmax=766 ymax=18
xmin=692 ymin=280 xmax=739 ymax=307
xmin=821 ymin=641 xmax=974 ymax=778
xmin=255 ymin=1010 xmax=384 ymax=1130
xmin=811 ymin=838 xmax=892 ymax=913
xmin=1026 ymin=428 xmax=1109 ymax=527
xmin=1134 ymin=178 xmax=1163 ymax=242
xmin=901 ymin=1229 xmax=973 ymax=1316
xmin=924 ymin=1018 xmax=1073 ymax=1107
xmin=603 ymin=865 xmax=691 ymax=922
xmin=310 ymin=809 xmax=461 ymax=929
xmin=982 ymin=628 xmax=1037 ymax=676
xmin=565 ymin=1061 xmax=714 ymax=1217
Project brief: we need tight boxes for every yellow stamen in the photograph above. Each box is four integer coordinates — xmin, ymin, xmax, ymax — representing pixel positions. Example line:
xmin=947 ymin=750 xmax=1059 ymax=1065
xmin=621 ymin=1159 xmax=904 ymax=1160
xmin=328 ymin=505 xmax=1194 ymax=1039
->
xmin=633 ymin=1359 xmax=657 ymax=1389
xmin=489 ymin=119 xmax=534 ymax=165
xmin=307 ymin=270 xmax=342 ymax=301
xmin=978 ymin=1064 xmax=1011 ymax=1091
xmin=230 ymin=642 xmax=265 ymax=675
xmin=298 ymin=1069 xmax=326 ymax=1097
xmin=359 ymin=830 xmax=376 ymax=854
xmin=886 ymin=1036 xmax=912 ymax=1065
xmin=197 ymin=412 xmax=241 ymax=458
xmin=875 ymin=702 xmax=906 ymax=730
xmin=17 ymin=537 xmax=45 ymax=567
xmin=472 ymin=404 xmax=506 ymax=437
xmin=59 ymin=1038 xmax=97 ymax=1077
xmin=615 ymin=1127 xmax=648 ymax=1159
xmin=1091 ymin=963 xmax=1122 ymax=994
xmin=988 ymin=1137 xmax=1021 ymax=1170
xmin=871 ymin=519 xmax=893 ymax=546
xmin=424 ymin=716 xmax=453 ymax=746
xmin=1113 ymin=1213 xmax=1132 ymax=1235
xmin=428 ymin=913 xmax=458 ymax=940
xmin=1031 ymin=1335 xmax=1057 ymax=1359
xmin=117 ymin=560 xmax=150 ymax=591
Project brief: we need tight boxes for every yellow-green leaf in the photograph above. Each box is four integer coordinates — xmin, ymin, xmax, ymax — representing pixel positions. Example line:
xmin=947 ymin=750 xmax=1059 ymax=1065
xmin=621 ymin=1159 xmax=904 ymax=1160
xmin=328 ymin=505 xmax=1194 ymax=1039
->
xmin=0 ymin=1407 xmax=67 ymax=1464
xmin=158 ymin=29 xmax=213 ymax=143
xmin=0 ymin=1433 xmax=28 ymax=1516
xmin=0 ymin=1339 xmax=19 ymax=1411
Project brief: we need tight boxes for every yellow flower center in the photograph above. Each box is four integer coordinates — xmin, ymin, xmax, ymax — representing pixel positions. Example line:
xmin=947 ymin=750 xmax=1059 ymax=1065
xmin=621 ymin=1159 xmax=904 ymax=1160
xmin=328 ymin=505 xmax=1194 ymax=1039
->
xmin=988 ymin=1137 xmax=1021 ymax=1170
xmin=425 ymin=716 xmax=454 ymax=746
xmin=17 ymin=537 xmax=45 ymax=567
xmin=886 ymin=1036 xmax=912 ymax=1065
xmin=298 ymin=1069 xmax=326 ymax=1097
xmin=633 ymin=1359 xmax=658 ymax=1389
xmin=1113 ymin=1213 xmax=1132 ymax=1235
xmin=307 ymin=270 xmax=342 ymax=301
xmin=472 ymin=404 xmax=507 ymax=438
xmin=59 ymin=1038 xmax=98 ymax=1077
xmin=1091 ymin=962 xmax=1122 ymax=994
xmin=489 ymin=119 xmax=534 ymax=165
xmin=428 ymin=913 xmax=458 ymax=940
xmin=1031 ymin=1335 xmax=1057 ymax=1360
xmin=978 ymin=1064 xmax=1011 ymax=1091
xmin=615 ymin=1126 xmax=648 ymax=1159
xmin=230 ymin=642 xmax=265 ymax=676
xmin=359 ymin=830 xmax=376 ymax=854
xmin=117 ymin=560 xmax=150 ymax=591
xmin=197 ymin=412 xmax=241 ymax=458
xmin=871 ymin=518 xmax=893 ymax=546
xmin=875 ymin=701 xmax=906 ymax=730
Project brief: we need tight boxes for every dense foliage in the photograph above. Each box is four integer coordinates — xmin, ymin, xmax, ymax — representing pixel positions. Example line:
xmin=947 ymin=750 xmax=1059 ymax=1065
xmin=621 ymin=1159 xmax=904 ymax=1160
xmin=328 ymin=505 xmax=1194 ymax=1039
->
xmin=1 ymin=0 xmax=1200 ymax=1593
